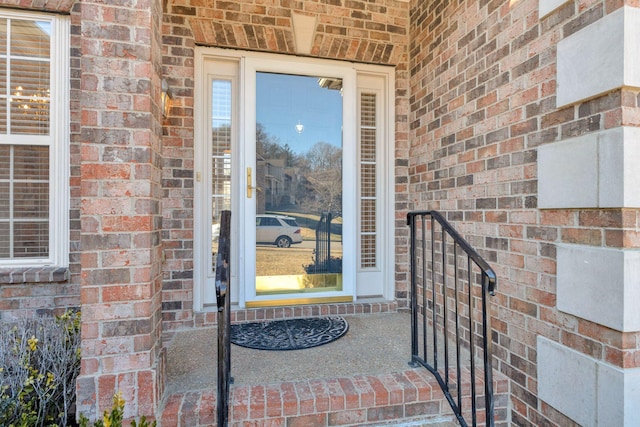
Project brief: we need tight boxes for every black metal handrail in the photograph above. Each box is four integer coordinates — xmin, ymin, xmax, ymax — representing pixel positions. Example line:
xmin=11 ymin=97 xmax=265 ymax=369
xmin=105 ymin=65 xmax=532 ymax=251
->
xmin=407 ymin=210 xmax=496 ymax=427
xmin=215 ymin=210 xmax=231 ymax=427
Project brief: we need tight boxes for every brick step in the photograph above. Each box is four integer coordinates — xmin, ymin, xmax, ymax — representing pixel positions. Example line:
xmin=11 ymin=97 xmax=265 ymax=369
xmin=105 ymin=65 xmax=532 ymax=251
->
xmin=159 ymin=367 xmax=508 ymax=427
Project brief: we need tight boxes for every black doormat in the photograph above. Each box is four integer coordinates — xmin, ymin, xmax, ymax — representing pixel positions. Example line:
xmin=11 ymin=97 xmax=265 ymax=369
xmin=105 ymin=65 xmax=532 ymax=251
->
xmin=230 ymin=316 xmax=348 ymax=351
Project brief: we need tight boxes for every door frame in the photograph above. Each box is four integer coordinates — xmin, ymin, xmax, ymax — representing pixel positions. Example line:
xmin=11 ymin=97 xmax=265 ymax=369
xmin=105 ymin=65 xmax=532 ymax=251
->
xmin=193 ymin=47 xmax=396 ymax=311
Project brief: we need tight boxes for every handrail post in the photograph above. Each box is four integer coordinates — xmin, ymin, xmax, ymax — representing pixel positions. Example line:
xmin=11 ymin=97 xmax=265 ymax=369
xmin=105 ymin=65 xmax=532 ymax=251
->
xmin=407 ymin=213 xmax=419 ymax=367
xmin=482 ymin=273 xmax=495 ymax=427
xmin=216 ymin=210 xmax=231 ymax=427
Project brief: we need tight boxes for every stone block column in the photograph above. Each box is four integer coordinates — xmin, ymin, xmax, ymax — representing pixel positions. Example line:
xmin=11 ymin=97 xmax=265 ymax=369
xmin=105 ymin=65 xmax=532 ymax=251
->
xmin=537 ymin=3 xmax=640 ymax=426
xmin=76 ymin=0 xmax=165 ymax=420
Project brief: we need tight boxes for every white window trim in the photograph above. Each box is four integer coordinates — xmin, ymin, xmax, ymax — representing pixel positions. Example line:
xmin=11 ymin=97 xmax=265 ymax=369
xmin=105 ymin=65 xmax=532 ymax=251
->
xmin=356 ymin=71 xmax=396 ymax=300
xmin=0 ymin=11 xmax=70 ymax=268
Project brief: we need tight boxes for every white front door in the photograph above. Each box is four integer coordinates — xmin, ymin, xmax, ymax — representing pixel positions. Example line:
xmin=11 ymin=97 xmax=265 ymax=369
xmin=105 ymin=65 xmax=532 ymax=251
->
xmin=242 ymin=58 xmax=356 ymax=307
xmin=193 ymin=49 xmax=395 ymax=310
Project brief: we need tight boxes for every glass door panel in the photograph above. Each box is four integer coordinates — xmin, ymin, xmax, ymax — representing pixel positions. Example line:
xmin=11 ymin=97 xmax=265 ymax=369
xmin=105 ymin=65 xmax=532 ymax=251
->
xmin=254 ymin=72 xmax=343 ymax=296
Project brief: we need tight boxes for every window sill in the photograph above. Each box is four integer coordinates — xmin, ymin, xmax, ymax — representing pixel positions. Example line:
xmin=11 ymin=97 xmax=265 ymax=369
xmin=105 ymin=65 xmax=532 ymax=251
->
xmin=0 ymin=267 xmax=69 ymax=285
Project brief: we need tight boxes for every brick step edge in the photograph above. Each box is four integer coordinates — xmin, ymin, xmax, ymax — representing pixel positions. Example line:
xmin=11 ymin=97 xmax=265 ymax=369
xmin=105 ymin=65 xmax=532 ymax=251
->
xmin=159 ymin=367 xmax=509 ymax=426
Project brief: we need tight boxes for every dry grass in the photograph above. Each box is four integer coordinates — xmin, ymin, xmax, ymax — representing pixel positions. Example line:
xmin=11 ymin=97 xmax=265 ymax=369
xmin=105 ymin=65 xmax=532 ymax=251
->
xmin=300 ymin=227 xmax=341 ymax=241
xmin=256 ymin=246 xmax=315 ymax=276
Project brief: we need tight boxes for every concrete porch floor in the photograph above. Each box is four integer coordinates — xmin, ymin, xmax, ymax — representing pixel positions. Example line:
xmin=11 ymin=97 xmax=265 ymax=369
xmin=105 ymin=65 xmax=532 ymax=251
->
xmin=166 ymin=312 xmax=415 ymax=391
xmin=160 ymin=310 xmax=508 ymax=426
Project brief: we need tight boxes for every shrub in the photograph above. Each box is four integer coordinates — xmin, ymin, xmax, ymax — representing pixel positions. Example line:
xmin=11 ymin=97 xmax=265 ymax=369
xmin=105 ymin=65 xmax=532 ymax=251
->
xmin=303 ymin=255 xmax=342 ymax=274
xmin=0 ymin=310 xmax=81 ymax=427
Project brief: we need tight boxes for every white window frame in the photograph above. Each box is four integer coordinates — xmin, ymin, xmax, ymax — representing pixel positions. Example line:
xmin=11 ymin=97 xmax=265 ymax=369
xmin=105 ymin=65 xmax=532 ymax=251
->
xmin=0 ymin=11 xmax=70 ymax=268
xmin=356 ymin=72 xmax=395 ymax=300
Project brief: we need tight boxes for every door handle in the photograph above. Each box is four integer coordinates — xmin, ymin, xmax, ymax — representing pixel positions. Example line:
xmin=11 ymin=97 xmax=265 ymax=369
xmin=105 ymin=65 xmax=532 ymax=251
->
xmin=247 ymin=167 xmax=262 ymax=198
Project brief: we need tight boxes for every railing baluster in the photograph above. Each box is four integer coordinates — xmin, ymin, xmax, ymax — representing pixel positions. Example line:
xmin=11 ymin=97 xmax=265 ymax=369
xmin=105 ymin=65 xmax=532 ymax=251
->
xmin=431 ymin=216 xmax=438 ymax=371
xmin=442 ymin=227 xmax=449 ymax=390
xmin=454 ymin=243 xmax=462 ymax=413
xmin=407 ymin=210 xmax=497 ymax=427
xmin=482 ymin=273 xmax=495 ymax=427
xmin=409 ymin=214 xmax=418 ymax=367
xmin=422 ymin=215 xmax=427 ymax=364
xmin=468 ymin=256 xmax=477 ymax=427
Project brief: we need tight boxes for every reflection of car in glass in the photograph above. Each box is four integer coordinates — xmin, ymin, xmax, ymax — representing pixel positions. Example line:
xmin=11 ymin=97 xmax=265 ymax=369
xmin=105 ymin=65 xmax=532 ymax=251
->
xmin=256 ymin=215 xmax=303 ymax=248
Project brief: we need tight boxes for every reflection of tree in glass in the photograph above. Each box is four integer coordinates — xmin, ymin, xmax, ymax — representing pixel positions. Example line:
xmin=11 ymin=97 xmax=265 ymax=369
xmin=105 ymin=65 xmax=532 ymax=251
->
xmin=298 ymin=142 xmax=342 ymax=217
xmin=256 ymin=123 xmax=342 ymax=216
xmin=256 ymin=123 xmax=299 ymax=166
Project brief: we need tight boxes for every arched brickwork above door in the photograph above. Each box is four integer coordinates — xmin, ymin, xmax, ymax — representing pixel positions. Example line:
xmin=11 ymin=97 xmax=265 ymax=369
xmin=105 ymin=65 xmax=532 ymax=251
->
xmin=183 ymin=0 xmax=407 ymax=65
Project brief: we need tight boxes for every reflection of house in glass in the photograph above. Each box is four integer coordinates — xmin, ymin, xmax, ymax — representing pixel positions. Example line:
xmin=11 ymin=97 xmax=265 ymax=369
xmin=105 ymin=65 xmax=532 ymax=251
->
xmin=256 ymin=155 xmax=301 ymax=213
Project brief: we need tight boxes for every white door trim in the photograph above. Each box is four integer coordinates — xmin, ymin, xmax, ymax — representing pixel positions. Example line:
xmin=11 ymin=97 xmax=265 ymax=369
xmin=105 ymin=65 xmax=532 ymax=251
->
xmin=193 ymin=47 xmax=395 ymax=310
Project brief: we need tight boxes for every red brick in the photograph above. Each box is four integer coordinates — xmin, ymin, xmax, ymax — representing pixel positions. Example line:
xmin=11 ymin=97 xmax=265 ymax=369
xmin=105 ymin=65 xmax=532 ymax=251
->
xmin=160 ymin=394 xmax=182 ymax=427
xmin=102 ymin=216 xmax=154 ymax=232
xmin=102 ymin=284 xmax=152 ymax=303
xmin=97 ymin=374 xmax=116 ymax=412
xmin=561 ymin=228 xmax=603 ymax=246
xmin=392 ymin=372 xmax=418 ymax=403
xmin=294 ymin=381 xmax=315 ymax=415
xmin=337 ymin=378 xmax=359 ymax=410
xmin=286 ymin=413 xmax=327 ymax=427
xmin=137 ymin=370 xmax=157 ymax=415
xmin=280 ymin=382 xmax=298 ymax=417
xmin=405 ymin=401 xmax=441 ymax=417
xmin=579 ymin=209 xmax=623 ymax=227
xmin=325 ymin=379 xmax=346 ymax=411
xmin=231 ymin=386 xmax=249 ymax=420
xmin=352 ymin=375 xmax=376 ymax=407
xmin=250 ymin=386 xmax=266 ymax=419
xmin=198 ymin=390 xmax=216 ymax=425
xmin=178 ymin=392 xmax=200 ymax=426
xmin=327 ymin=409 xmax=366 ymax=426
xmin=366 ymin=376 xmax=389 ymax=406
xmin=366 ymin=404 xmax=403 ymax=422
xmin=261 ymin=385 xmax=281 ymax=418
xmin=561 ymin=331 xmax=603 ymax=360
xmin=81 ymin=357 xmax=99 ymax=375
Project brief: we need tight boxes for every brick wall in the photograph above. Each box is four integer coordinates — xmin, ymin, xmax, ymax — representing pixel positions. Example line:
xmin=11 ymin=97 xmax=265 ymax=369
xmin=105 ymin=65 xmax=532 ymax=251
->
xmin=160 ymin=0 xmax=412 ymax=332
xmin=76 ymin=0 xmax=165 ymax=419
xmin=408 ymin=0 xmax=640 ymax=425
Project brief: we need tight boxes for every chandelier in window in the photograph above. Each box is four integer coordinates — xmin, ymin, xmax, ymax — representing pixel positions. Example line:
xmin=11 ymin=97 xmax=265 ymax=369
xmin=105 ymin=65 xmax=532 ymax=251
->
xmin=13 ymin=85 xmax=50 ymax=116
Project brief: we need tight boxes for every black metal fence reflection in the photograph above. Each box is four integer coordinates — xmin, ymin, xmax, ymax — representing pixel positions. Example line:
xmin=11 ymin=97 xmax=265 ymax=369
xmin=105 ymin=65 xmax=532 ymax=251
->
xmin=311 ymin=212 xmax=332 ymax=273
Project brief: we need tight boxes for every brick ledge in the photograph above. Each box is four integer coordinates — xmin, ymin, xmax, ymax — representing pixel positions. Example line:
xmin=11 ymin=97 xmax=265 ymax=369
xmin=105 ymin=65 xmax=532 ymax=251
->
xmin=0 ymin=267 xmax=69 ymax=284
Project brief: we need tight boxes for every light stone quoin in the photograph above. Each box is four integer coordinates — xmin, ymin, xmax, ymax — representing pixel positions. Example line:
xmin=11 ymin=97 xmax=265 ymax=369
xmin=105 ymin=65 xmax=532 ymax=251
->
xmin=557 ymin=6 xmax=640 ymax=107
xmin=538 ymin=337 xmax=640 ymax=426
xmin=556 ymin=244 xmax=640 ymax=332
xmin=538 ymin=127 xmax=640 ymax=209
